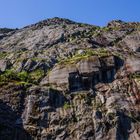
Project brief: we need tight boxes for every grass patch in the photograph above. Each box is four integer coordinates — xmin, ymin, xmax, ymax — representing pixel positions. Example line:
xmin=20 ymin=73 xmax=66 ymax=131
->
xmin=66 ymin=27 xmax=100 ymax=42
xmin=132 ymin=73 xmax=140 ymax=79
xmin=15 ymin=81 xmax=31 ymax=86
xmin=63 ymin=102 xmax=74 ymax=109
xmin=112 ymin=52 xmax=123 ymax=59
xmin=130 ymin=73 xmax=140 ymax=79
xmin=0 ymin=69 xmax=44 ymax=85
xmin=0 ymin=69 xmax=17 ymax=82
xmin=17 ymin=71 xmax=29 ymax=81
xmin=29 ymin=69 xmax=44 ymax=83
xmin=0 ymin=52 xmax=8 ymax=59
xmin=130 ymin=73 xmax=140 ymax=83
xmin=58 ymin=48 xmax=110 ymax=65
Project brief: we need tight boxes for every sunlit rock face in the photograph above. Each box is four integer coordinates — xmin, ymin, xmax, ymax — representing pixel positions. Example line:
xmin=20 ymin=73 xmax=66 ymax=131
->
xmin=0 ymin=18 xmax=140 ymax=140
xmin=48 ymin=55 xmax=122 ymax=91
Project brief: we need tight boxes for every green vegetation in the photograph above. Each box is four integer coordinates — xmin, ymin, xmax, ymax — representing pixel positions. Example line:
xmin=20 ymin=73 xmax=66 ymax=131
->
xmin=17 ymin=71 xmax=29 ymax=81
xmin=101 ymin=27 xmax=111 ymax=32
xmin=0 ymin=68 xmax=45 ymax=85
xmin=0 ymin=81 xmax=8 ymax=86
xmin=129 ymin=73 xmax=140 ymax=79
xmin=29 ymin=69 xmax=44 ymax=83
xmin=31 ymin=57 xmax=46 ymax=61
xmin=15 ymin=81 xmax=31 ymax=86
xmin=132 ymin=73 xmax=140 ymax=79
xmin=130 ymin=73 xmax=140 ymax=83
xmin=0 ymin=70 xmax=30 ymax=85
xmin=0 ymin=52 xmax=8 ymax=59
xmin=0 ymin=70 xmax=17 ymax=82
xmin=58 ymin=48 xmax=110 ymax=65
xmin=63 ymin=102 xmax=74 ymax=109
xmin=66 ymin=27 xmax=100 ymax=42
xmin=112 ymin=52 xmax=123 ymax=59
xmin=101 ymin=26 xmax=121 ymax=32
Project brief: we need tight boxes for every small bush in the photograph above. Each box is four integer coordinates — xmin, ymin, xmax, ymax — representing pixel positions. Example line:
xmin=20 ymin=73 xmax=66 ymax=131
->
xmin=29 ymin=69 xmax=44 ymax=83
xmin=63 ymin=102 xmax=73 ymax=109
xmin=0 ymin=70 xmax=17 ymax=82
xmin=17 ymin=71 xmax=29 ymax=81
xmin=0 ymin=52 xmax=7 ymax=59
xmin=58 ymin=48 xmax=110 ymax=65
xmin=0 ymin=68 xmax=45 ymax=85
xmin=15 ymin=81 xmax=31 ymax=86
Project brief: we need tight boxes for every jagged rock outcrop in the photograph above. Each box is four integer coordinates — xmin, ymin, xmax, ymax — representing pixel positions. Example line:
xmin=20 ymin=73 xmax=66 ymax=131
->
xmin=0 ymin=28 xmax=17 ymax=40
xmin=0 ymin=17 xmax=140 ymax=140
xmin=45 ymin=55 xmax=119 ymax=91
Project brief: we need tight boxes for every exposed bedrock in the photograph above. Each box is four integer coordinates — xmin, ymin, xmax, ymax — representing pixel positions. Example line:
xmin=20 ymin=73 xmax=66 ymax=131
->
xmin=45 ymin=55 xmax=123 ymax=91
xmin=0 ymin=18 xmax=139 ymax=140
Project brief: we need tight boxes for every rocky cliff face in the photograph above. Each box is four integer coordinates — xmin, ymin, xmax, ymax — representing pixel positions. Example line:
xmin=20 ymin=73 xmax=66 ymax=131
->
xmin=0 ymin=17 xmax=140 ymax=140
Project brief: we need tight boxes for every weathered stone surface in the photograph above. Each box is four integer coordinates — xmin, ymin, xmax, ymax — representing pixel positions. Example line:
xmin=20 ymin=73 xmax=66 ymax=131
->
xmin=77 ymin=56 xmax=100 ymax=74
xmin=0 ymin=59 xmax=11 ymax=72
xmin=48 ymin=65 xmax=77 ymax=86
xmin=121 ymin=31 xmax=140 ymax=52
xmin=48 ymin=55 xmax=117 ymax=90
xmin=126 ymin=56 xmax=140 ymax=73
xmin=0 ymin=18 xmax=140 ymax=140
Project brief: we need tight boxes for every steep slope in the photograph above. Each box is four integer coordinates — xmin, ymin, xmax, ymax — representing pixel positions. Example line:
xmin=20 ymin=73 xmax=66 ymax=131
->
xmin=0 ymin=17 xmax=140 ymax=140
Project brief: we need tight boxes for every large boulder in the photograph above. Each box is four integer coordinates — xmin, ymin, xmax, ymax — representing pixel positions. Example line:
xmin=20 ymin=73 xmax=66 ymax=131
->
xmin=77 ymin=56 xmax=100 ymax=75
xmin=48 ymin=64 xmax=77 ymax=86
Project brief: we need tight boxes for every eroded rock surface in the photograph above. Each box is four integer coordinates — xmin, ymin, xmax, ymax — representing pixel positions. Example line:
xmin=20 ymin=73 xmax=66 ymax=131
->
xmin=0 ymin=18 xmax=140 ymax=140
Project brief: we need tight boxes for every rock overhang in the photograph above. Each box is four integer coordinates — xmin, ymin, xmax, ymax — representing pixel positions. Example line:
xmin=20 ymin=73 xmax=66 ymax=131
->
xmin=47 ymin=55 xmax=118 ymax=90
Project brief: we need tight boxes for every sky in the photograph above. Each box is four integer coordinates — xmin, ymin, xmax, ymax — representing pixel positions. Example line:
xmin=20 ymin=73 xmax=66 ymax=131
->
xmin=0 ymin=0 xmax=140 ymax=28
